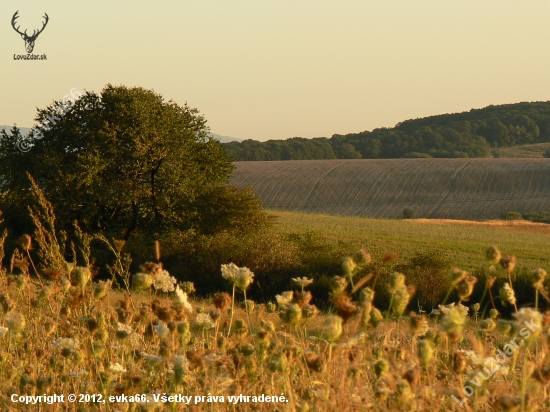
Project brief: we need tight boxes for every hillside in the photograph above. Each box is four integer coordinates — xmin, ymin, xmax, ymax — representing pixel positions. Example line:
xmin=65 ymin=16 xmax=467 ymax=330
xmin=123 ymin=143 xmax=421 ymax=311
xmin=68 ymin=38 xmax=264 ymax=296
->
xmin=491 ymin=142 xmax=550 ymax=158
xmin=224 ymin=101 xmax=550 ymax=160
xmin=230 ymin=158 xmax=550 ymax=219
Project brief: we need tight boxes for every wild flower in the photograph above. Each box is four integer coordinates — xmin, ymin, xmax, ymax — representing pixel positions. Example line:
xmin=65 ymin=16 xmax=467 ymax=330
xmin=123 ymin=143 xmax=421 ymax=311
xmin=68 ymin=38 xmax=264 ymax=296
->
xmin=485 ymin=245 xmax=501 ymax=265
xmin=153 ymin=269 xmax=177 ymax=292
xmin=5 ymin=311 xmax=25 ymax=333
xmin=439 ymin=303 xmax=468 ymax=342
xmin=342 ymin=257 xmax=357 ymax=277
xmin=275 ymin=291 xmax=294 ymax=308
xmin=195 ymin=313 xmax=215 ymax=329
xmin=72 ymin=266 xmax=91 ymax=288
xmin=109 ymin=363 xmax=127 ymax=374
xmin=132 ymin=273 xmax=154 ymax=291
xmin=499 ymin=283 xmax=517 ymax=306
xmin=52 ymin=337 xmax=79 ymax=351
xmin=512 ymin=308 xmax=542 ymax=344
xmin=175 ymin=285 xmax=193 ymax=312
xmin=499 ymin=255 xmax=517 ymax=275
xmin=321 ymin=315 xmax=343 ymax=343
xmin=93 ymin=279 xmax=112 ymax=299
xmin=417 ymin=339 xmax=433 ymax=367
xmin=213 ymin=292 xmax=231 ymax=312
xmin=391 ymin=285 xmax=411 ymax=316
xmin=329 ymin=276 xmax=348 ymax=294
xmin=153 ymin=322 xmax=170 ymax=338
xmin=0 ymin=327 xmax=8 ymax=338
xmin=388 ymin=272 xmax=406 ymax=293
xmin=292 ymin=277 xmax=314 ymax=289
xmin=531 ymin=268 xmax=547 ymax=290
xmin=282 ymin=303 xmax=302 ymax=325
xmin=221 ymin=263 xmax=254 ymax=290
xmin=139 ymin=352 xmax=165 ymax=365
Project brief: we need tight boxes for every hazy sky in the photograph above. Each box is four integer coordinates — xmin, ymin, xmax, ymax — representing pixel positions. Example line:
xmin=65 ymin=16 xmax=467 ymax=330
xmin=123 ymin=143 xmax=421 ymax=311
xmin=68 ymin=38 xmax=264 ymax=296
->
xmin=2 ymin=1 xmax=550 ymax=141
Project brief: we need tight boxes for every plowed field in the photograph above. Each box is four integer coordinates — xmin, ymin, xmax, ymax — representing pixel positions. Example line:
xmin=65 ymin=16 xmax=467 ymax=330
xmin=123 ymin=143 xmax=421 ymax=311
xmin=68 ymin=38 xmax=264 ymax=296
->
xmin=230 ymin=159 xmax=550 ymax=219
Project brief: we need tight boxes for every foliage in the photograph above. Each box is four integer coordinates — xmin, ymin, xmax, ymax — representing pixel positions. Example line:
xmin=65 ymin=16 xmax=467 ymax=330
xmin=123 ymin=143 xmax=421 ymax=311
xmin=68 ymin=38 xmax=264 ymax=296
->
xmin=0 ymin=85 xmax=263 ymax=241
xmin=523 ymin=211 xmax=550 ymax=224
xmin=225 ymin=101 xmax=550 ymax=160
xmin=500 ymin=210 xmax=524 ymax=220
xmin=402 ymin=208 xmax=415 ymax=219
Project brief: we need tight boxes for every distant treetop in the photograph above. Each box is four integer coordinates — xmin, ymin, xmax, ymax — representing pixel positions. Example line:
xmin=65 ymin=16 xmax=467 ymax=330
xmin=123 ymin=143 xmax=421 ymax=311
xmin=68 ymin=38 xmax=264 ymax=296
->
xmin=224 ymin=101 xmax=550 ymax=160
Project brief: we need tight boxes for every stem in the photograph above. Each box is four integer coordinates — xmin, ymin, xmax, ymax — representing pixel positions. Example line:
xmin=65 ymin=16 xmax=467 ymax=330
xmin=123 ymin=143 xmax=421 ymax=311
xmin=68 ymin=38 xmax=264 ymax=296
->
xmin=243 ymin=289 xmax=253 ymax=334
xmin=226 ymin=285 xmax=236 ymax=338
xmin=26 ymin=250 xmax=44 ymax=287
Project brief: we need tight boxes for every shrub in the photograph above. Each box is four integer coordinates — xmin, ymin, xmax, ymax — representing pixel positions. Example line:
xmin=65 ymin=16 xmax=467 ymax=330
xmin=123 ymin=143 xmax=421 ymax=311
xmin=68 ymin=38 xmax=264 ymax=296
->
xmin=402 ymin=208 xmax=415 ymax=219
xmin=500 ymin=211 xmax=523 ymax=220
xmin=393 ymin=251 xmax=451 ymax=310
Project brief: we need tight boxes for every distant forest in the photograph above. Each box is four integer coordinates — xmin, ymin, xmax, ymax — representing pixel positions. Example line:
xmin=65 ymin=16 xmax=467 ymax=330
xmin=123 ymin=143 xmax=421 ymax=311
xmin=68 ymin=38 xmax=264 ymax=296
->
xmin=224 ymin=102 xmax=550 ymax=160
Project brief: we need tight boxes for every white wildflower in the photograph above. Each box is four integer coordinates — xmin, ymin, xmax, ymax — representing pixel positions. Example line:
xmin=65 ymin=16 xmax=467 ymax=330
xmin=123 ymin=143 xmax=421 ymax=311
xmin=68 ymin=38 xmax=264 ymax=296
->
xmin=292 ymin=277 xmax=314 ymax=288
xmin=175 ymin=285 xmax=193 ymax=312
xmin=139 ymin=352 xmax=165 ymax=365
xmin=52 ymin=337 xmax=80 ymax=351
xmin=116 ymin=323 xmax=132 ymax=334
xmin=195 ymin=313 xmax=215 ymax=329
xmin=172 ymin=355 xmax=187 ymax=367
xmin=153 ymin=323 xmax=170 ymax=338
xmin=109 ymin=363 xmax=127 ymax=374
xmin=221 ymin=263 xmax=254 ymax=290
xmin=221 ymin=263 xmax=240 ymax=283
xmin=276 ymin=291 xmax=294 ymax=308
xmin=153 ymin=269 xmax=177 ymax=292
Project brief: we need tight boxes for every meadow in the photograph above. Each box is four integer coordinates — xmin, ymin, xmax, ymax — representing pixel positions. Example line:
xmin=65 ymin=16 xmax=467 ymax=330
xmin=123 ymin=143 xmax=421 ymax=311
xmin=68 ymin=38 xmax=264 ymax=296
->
xmin=270 ymin=210 xmax=550 ymax=271
xmin=1 ymin=196 xmax=550 ymax=411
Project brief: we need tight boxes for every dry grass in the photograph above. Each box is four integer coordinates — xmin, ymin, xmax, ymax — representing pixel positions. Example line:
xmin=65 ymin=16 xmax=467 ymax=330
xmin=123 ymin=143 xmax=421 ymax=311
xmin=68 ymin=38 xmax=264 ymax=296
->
xmin=231 ymin=158 xmax=550 ymax=219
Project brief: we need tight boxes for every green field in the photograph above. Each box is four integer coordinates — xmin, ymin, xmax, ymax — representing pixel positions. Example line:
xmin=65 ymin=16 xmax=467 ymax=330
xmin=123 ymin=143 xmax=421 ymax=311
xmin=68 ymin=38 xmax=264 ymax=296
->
xmin=270 ymin=210 xmax=550 ymax=271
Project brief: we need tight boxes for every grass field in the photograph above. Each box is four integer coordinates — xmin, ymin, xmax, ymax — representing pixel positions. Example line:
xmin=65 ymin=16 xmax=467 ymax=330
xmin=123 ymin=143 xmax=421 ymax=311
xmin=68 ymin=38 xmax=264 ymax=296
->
xmin=492 ymin=142 xmax=550 ymax=158
xmin=270 ymin=210 xmax=550 ymax=271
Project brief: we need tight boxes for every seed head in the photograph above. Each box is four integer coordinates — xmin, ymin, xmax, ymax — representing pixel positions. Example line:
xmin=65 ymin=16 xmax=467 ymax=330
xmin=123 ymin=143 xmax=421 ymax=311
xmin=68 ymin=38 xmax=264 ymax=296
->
xmin=499 ymin=283 xmax=516 ymax=307
xmin=321 ymin=315 xmax=343 ymax=343
xmin=417 ymin=339 xmax=433 ymax=367
xmin=485 ymin=246 xmax=501 ymax=265
xmin=531 ymin=268 xmax=547 ymax=290
xmin=282 ymin=303 xmax=302 ymax=325
xmin=353 ymin=249 xmax=372 ymax=265
xmin=499 ymin=256 xmax=517 ymax=275
xmin=72 ymin=267 xmax=91 ymax=288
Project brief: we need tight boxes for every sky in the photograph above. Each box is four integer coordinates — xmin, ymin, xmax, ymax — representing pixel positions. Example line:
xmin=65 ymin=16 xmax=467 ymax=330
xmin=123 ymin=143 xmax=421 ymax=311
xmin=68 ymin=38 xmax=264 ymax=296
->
xmin=2 ymin=1 xmax=550 ymax=141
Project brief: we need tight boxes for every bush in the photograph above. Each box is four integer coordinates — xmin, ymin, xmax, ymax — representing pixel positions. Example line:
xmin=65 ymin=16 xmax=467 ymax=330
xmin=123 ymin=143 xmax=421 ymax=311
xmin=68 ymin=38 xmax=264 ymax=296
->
xmin=523 ymin=211 xmax=550 ymax=224
xmin=392 ymin=251 xmax=451 ymax=310
xmin=500 ymin=211 xmax=523 ymax=220
xmin=402 ymin=208 xmax=415 ymax=219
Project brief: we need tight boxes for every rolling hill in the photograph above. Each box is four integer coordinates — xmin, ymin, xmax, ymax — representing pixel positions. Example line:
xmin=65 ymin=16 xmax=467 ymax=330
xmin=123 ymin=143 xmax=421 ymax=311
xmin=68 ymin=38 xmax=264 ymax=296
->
xmin=224 ymin=101 xmax=550 ymax=160
xmin=230 ymin=158 xmax=550 ymax=219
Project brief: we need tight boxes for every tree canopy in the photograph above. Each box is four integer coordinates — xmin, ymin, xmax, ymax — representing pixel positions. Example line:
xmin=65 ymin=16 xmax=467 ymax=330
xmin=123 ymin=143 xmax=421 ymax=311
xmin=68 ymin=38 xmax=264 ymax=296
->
xmin=224 ymin=101 xmax=550 ymax=160
xmin=0 ymin=84 xmax=263 ymax=240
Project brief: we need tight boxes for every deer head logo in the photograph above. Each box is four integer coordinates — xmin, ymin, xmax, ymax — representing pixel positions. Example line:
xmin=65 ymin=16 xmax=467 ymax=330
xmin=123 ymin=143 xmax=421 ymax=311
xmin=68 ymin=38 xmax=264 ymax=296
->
xmin=11 ymin=11 xmax=49 ymax=54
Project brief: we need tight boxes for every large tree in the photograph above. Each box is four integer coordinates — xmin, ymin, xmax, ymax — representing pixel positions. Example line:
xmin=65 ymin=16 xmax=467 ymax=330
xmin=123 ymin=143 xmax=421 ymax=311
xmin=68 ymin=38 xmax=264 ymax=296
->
xmin=0 ymin=84 xmax=259 ymax=240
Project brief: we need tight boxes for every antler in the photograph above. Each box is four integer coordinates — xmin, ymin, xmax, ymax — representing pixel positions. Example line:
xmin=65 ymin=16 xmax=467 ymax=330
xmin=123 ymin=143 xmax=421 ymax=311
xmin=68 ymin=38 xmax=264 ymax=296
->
xmin=29 ymin=13 xmax=49 ymax=39
xmin=11 ymin=11 xmax=27 ymax=37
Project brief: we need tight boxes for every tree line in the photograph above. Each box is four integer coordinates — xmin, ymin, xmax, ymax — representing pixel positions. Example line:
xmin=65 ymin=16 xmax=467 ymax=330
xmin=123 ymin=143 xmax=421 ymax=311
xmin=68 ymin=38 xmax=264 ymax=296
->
xmin=224 ymin=102 xmax=550 ymax=160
